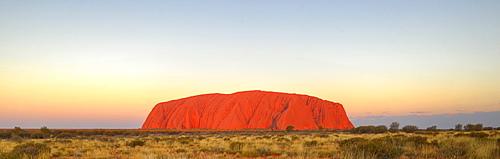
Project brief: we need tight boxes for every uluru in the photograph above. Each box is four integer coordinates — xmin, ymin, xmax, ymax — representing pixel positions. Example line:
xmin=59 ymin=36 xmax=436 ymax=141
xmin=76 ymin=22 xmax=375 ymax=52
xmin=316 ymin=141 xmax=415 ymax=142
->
xmin=142 ymin=90 xmax=354 ymax=130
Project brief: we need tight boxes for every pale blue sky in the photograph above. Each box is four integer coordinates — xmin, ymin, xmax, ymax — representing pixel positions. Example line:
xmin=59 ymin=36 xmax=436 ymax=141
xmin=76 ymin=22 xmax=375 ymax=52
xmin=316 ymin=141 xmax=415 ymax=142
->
xmin=1 ymin=1 xmax=499 ymax=128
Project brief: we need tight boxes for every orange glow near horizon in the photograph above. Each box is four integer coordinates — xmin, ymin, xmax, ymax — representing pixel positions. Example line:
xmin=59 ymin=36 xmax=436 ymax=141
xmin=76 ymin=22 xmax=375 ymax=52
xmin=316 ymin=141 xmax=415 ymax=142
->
xmin=1 ymin=1 xmax=500 ymax=128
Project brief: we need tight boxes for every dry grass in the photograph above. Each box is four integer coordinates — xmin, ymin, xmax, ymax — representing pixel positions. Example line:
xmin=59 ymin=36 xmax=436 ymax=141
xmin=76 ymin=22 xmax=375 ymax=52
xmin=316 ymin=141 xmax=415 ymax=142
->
xmin=0 ymin=130 xmax=499 ymax=158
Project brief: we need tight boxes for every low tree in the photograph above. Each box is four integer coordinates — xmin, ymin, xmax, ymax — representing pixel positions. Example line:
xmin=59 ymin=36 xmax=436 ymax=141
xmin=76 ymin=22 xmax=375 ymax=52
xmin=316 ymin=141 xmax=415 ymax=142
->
xmin=351 ymin=125 xmax=387 ymax=134
xmin=483 ymin=127 xmax=493 ymax=130
xmin=464 ymin=124 xmax=474 ymax=131
xmin=464 ymin=123 xmax=483 ymax=131
xmin=426 ymin=126 xmax=437 ymax=131
xmin=375 ymin=125 xmax=388 ymax=133
xmin=40 ymin=126 xmax=51 ymax=134
xmin=10 ymin=142 xmax=50 ymax=158
xmin=389 ymin=122 xmax=400 ymax=133
xmin=285 ymin=126 xmax=294 ymax=132
xmin=402 ymin=125 xmax=418 ymax=133
xmin=454 ymin=124 xmax=463 ymax=131
xmin=474 ymin=123 xmax=483 ymax=131
xmin=12 ymin=127 xmax=24 ymax=133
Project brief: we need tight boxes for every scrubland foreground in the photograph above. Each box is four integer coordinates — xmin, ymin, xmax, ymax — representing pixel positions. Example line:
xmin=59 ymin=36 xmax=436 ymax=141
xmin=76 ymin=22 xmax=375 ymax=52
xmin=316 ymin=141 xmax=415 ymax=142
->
xmin=0 ymin=129 xmax=499 ymax=159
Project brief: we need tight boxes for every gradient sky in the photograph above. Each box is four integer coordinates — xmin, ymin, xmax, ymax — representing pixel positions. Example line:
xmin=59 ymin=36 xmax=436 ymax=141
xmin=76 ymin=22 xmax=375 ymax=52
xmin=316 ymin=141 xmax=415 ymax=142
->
xmin=1 ymin=1 xmax=499 ymax=129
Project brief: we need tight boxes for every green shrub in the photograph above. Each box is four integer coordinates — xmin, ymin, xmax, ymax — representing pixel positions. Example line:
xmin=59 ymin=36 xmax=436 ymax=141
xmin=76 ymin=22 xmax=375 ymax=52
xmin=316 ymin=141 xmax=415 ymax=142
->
xmin=11 ymin=135 xmax=23 ymax=143
xmin=126 ymin=140 xmax=145 ymax=147
xmin=229 ymin=142 xmax=245 ymax=152
xmin=285 ymin=126 xmax=294 ymax=132
xmin=82 ymin=131 xmax=94 ymax=136
xmin=18 ymin=132 xmax=31 ymax=138
xmin=30 ymin=132 xmax=45 ymax=139
xmin=303 ymin=140 xmax=318 ymax=147
xmin=404 ymin=136 xmax=428 ymax=145
xmin=276 ymin=137 xmax=290 ymax=142
xmin=454 ymin=133 xmax=469 ymax=137
xmin=464 ymin=123 xmax=483 ymax=131
xmin=10 ymin=142 xmax=51 ymax=158
xmin=314 ymin=134 xmax=329 ymax=138
xmin=455 ymin=124 xmax=463 ymax=131
xmin=104 ymin=131 xmax=118 ymax=136
xmin=389 ymin=122 xmax=400 ymax=133
xmin=56 ymin=132 xmax=75 ymax=139
xmin=40 ymin=126 xmax=51 ymax=134
xmin=291 ymin=136 xmax=300 ymax=141
xmin=340 ymin=137 xmax=402 ymax=159
xmin=402 ymin=125 xmax=419 ymax=133
xmin=12 ymin=127 xmax=24 ymax=133
xmin=483 ymin=127 xmax=493 ymax=130
xmin=0 ymin=131 xmax=12 ymax=139
xmin=175 ymin=148 xmax=187 ymax=153
xmin=339 ymin=137 xmax=368 ymax=147
xmin=426 ymin=126 xmax=438 ymax=131
xmin=176 ymin=137 xmax=193 ymax=144
xmin=351 ymin=125 xmax=388 ymax=134
xmin=470 ymin=132 xmax=489 ymax=138
xmin=438 ymin=140 xmax=467 ymax=158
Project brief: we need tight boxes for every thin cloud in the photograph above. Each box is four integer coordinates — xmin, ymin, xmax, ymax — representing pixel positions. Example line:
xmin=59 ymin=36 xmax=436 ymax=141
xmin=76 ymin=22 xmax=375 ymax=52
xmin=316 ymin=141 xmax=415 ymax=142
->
xmin=409 ymin=111 xmax=430 ymax=114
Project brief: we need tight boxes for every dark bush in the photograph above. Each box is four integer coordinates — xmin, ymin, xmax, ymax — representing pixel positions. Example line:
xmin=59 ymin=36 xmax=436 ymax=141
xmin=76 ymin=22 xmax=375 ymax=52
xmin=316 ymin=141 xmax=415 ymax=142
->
xmin=82 ymin=131 xmax=94 ymax=136
xmin=470 ymin=132 xmax=489 ymax=138
xmin=304 ymin=140 xmax=319 ymax=147
xmin=404 ymin=136 xmax=428 ymax=145
xmin=340 ymin=137 xmax=368 ymax=147
xmin=126 ymin=140 xmax=145 ymax=147
xmin=18 ymin=132 xmax=31 ymax=138
xmin=438 ymin=140 xmax=467 ymax=158
xmin=104 ymin=131 xmax=118 ymax=136
xmin=276 ymin=137 xmax=291 ymax=142
xmin=454 ymin=133 xmax=469 ymax=137
xmin=229 ymin=141 xmax=245 ymax=152
xmin=426 ymin=126 xmax=437 ymax=131
xmin=30 ymin=132 xmax=45 ymax=139
xmin=175 ymin=148 xmax=187 ymax=153
xmin=351 ymin=125 xmax=388 ymax=134
xmin=389 ymin=122 xmax=400 ymax=133
xmin=11 ymin=135 xmax=23 ymax=143
xmin=122 ymin=131 xmax=132 ymax=136
xmin=402 ymin=125 xmax=418 ymax=133
xmin=455 ymin=124 xmax=463 ymax=131
xmin=40 ymin=126 xmax=51 ymax=134
xmin=0 ymin=131 xmax=12 ymax=139
xmin=375 ymin=125 xmax=388 ymax=133
xmin=483 ymin=127 xmax=493 ymax=130
xmin=314 ymin=134 xmax=329 ymax=138
xmin=56 ymin=132 xmax=76 ymax=139
xmin=340 ymin=137 xmax=402 ymax=159
xmin=464 ymin=123 xmax=483 ymax=131
xmin=12 ymin=127 xmax=24 ymax=133
xmin=10 ymin=142 xmax=51 ymax=158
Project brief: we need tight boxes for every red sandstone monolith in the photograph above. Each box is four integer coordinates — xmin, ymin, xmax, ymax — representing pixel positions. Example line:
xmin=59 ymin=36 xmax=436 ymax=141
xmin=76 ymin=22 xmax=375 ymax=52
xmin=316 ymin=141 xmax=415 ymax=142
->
xmin=141 ymin=90 xmax=354 ymax=130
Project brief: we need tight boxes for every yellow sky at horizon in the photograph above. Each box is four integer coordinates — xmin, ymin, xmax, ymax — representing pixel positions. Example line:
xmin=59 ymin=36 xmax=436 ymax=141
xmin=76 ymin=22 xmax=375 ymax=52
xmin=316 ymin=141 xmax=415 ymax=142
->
xmin=1 ymin=1 xmax=499 ymax=128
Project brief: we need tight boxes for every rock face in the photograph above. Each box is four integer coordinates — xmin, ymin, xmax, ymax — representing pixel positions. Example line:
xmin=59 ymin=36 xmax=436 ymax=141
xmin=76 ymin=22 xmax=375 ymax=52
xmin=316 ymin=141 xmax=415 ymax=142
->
xmin=141 ymin=90 xmax=354 ymax=130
